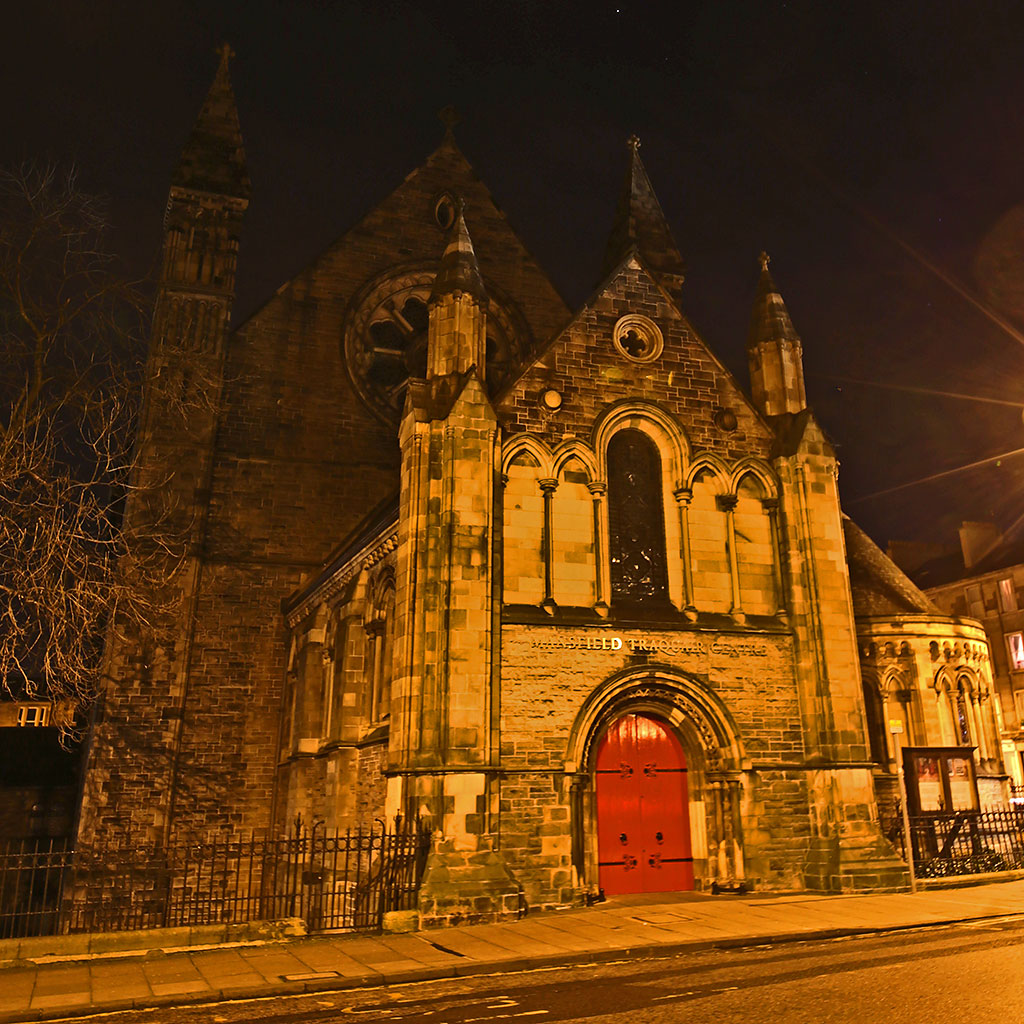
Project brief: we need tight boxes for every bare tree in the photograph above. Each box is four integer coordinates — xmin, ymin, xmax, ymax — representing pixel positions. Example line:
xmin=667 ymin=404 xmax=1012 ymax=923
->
xmin=0 ymin=164 xmax=187 ymax=738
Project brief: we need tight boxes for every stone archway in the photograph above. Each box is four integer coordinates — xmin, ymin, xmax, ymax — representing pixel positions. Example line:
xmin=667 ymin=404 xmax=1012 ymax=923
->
xmin=566 ymin=667 xmax=746 ymax=895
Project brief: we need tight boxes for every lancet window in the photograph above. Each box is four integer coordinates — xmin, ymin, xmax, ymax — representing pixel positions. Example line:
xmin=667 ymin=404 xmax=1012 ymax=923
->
xmin=607 ymin=429 xmax=669 ymax=605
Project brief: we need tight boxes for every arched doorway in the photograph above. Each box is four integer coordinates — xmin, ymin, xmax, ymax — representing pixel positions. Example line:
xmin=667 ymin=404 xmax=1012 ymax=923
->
xmin=595 ymin=713 xmax=694 ymax=894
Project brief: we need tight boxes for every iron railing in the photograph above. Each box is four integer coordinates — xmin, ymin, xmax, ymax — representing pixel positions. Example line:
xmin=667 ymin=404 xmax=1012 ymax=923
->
xmin=883 ymin=807 xmax=1024 ymax=878
xmin=0 ymin=818 xmax=431 ymax=939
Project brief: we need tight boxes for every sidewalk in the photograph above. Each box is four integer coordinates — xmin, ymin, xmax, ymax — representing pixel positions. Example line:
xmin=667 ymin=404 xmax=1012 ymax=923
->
xmin=3 ymin=879 xmax=1024 ymax=1023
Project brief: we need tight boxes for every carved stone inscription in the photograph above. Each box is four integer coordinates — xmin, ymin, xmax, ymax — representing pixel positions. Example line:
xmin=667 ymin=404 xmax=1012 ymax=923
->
xmin=521 ymin=633 xmax=769 ymax=658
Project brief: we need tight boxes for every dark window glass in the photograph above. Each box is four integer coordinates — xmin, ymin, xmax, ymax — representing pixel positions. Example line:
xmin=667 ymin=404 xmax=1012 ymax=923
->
xmin=862 ymin=683 xmax=888 ymax=765
xmin=607 ymin=429 xmax=669 ymax=604
xmin=955 ymin=683 xmax=971 ymax=744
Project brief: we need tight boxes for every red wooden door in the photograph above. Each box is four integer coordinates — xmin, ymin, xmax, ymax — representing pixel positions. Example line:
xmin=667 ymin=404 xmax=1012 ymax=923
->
xmin=595 ymin=714 xmax=694 ymax=895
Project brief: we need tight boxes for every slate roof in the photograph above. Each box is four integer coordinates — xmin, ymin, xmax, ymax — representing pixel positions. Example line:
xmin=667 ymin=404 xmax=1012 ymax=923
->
xmin=600 ymin=136 xmax=685 ymax=291
xmin=844 ymin=516 xmax=941 ymax=617
xmin=748 ymin=254 xmax=800 ymax=349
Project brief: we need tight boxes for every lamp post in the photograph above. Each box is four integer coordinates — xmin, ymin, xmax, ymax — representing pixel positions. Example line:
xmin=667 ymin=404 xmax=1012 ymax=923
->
xmin=890 ymin=718 xmax=917 ymax=893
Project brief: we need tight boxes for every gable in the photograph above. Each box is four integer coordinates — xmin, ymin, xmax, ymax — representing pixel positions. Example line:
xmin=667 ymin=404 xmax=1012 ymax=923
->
xmin=207 ymin=139 xmax=571 ymax=569
xmin=241 ymin=138 xmax=569 ymax=366
xmin=495 ymin=254 xmax=773 ymax=462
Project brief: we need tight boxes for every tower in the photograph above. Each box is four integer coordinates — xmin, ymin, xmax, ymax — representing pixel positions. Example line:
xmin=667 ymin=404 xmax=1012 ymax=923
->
xmin=391 ymin=204 xmax=520 ymax=926
xmin=77 ymin=45 xmax=249 ymax=848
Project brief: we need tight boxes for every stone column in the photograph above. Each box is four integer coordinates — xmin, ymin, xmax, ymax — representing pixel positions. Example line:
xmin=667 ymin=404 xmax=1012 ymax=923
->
xmin=727 ymin=778 xmax=745 ymax=883
xmin=539 ymin=477 xmax=558 ymax=614
xmin=762 ymin=497 xmax=785 ymax=617
xmin=673 ymin=486 xmax=698 ymax=621
xmin=588 ymin=481 xmax=610 ymax=616
xmin=968 ymin=689 xmax=989 ymax=761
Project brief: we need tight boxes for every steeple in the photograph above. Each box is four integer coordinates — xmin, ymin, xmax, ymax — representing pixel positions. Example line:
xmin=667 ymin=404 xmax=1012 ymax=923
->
xmin=430 ymin=200 xmax=487 ymax=303
xmin=600 ymin=135 xmax=685 ymax=294
xmin=151 ymin=46 xmax=249 ymax=360
xmin=427 ymin=201 xmax=488 ymax=379
xmin=747 ymin=252 xmax=806 ymax=416
xmin=172 ymin=43 xmax=250 ymax=200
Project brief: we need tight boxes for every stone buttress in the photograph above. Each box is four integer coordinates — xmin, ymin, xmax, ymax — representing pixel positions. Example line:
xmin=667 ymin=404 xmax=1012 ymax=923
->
xmin=750 ymin=258 xmax=908 ymax=891
xmin=390 ymin=206 xmax=520 ymax=926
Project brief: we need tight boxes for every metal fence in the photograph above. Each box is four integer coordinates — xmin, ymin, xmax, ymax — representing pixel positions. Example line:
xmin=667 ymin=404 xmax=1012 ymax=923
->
xmin=0 ymin=819 xmax=432 ymax=940
xmin=883 ymin=807 xmax=1024 ymax=878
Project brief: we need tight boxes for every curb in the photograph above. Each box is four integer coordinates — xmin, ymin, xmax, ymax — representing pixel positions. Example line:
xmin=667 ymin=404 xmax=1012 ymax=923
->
xmin=3 ymin=910 xmax=1023 ymax=1023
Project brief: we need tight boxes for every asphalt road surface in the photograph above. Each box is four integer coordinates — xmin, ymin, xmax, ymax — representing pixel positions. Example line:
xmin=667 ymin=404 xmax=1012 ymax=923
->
xmin=58 ymin=919 xmax=1024 ymax=1024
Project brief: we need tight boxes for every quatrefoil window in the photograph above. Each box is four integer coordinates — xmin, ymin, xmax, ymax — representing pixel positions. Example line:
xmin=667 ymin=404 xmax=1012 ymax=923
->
xmin=612 ymin=314 xmax=663 ymax=363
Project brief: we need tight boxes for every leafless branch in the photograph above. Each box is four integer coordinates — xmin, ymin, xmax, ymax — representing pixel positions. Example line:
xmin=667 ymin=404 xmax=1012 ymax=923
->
xmin=0 ymin=164 xmax=212 ymax=742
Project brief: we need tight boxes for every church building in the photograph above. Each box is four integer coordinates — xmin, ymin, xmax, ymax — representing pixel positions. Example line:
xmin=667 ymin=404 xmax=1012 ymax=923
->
xmin=77 ymin=51 xmax=1005 ymax=927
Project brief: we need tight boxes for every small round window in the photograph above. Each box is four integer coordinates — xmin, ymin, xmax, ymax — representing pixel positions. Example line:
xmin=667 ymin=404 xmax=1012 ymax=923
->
xmin=612 ymin=314 xmax=663 ymax=363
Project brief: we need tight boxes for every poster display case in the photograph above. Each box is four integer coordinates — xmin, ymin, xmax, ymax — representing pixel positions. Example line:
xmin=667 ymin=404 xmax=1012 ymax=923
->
xmin=902 ymin=747 xmax=979 ymax=816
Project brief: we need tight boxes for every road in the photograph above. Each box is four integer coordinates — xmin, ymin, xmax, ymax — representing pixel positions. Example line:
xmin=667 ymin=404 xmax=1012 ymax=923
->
xmin=60 ymin=919 xmax=1024 ymax=1024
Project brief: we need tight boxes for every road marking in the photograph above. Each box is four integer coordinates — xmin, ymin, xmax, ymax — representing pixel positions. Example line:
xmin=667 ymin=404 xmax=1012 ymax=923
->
xmin=652 ymin=992 xmax=694 ymax=1000
xmin=464 ymin=1014 xmax=551 ymax=1021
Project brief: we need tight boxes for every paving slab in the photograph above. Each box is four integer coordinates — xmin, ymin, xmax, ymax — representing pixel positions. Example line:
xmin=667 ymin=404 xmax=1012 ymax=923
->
xmin=29 ymin=994 xmax=90 ymax=1011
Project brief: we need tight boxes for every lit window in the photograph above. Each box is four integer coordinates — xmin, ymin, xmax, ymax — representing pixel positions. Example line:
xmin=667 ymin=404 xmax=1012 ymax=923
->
xmin=1000 ymin=578 xmax=1018 ymax=612
xmin=1009 ymin=632 xmax=1024 ymax=671
xmin=16 ymin=705 xmax=50 ymax=727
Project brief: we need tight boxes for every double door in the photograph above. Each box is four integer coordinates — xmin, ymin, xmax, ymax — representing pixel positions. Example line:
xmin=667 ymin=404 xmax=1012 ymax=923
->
xmin=595 ymin=713 xmax=694 ymax=895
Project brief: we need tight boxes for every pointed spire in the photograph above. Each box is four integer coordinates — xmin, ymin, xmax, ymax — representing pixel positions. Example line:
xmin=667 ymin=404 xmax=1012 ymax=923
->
xmin=600 ymin=135 xmax=685 ymax=289
xmin=748 ymin=250 xmax=800 ymax=349
xmin=746 ymin=252 xmax=806 ymax=416
xmin=173 ymin=43 xmax=250 ymax=200
xmin=429 ymin=199 xmax=487 ymax=304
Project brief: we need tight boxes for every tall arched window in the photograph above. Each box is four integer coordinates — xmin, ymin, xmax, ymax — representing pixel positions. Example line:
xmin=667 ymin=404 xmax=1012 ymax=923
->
xmin=733 ymin=473 xmax=778 ymax=616
xmin=377 ymin=587 xmax=395 ymax=722
xmin=688 ymin=468 xmax=731 ymax=613
xmin=954 ymin=679 xmax=971 ymax=745
xmin=503 ymin=448 xmax=545 ymax=605
xmin=862 ymin=680 xmax=889 ymax=766
xmin=607 ymin=429 xmax=669 ymax=605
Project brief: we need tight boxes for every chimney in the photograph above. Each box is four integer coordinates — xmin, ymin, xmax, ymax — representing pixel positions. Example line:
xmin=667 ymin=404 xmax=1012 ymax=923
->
xmin=959 ymin=521 xmax=1001 ymax=569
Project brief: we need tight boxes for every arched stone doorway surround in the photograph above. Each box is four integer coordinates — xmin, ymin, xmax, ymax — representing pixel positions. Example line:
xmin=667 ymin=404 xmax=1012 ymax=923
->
xmin=565 ymin=665 xmax=747 ymax=894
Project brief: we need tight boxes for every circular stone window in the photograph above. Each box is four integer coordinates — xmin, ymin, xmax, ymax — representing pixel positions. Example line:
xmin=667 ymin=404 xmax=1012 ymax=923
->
xmin=343 ymin=267 xmax=525 ymax=423
xmin=612 ymin=314 xmax=663 ymax=363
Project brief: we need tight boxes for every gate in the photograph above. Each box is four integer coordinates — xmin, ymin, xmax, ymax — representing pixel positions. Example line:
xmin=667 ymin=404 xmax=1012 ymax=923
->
xmin=596 ymin=714 xmax=694 ymax=895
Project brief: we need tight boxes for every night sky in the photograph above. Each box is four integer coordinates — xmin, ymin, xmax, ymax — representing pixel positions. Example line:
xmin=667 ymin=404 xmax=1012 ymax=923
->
xmin=6 ymin=1 xmax=1024 ymax=552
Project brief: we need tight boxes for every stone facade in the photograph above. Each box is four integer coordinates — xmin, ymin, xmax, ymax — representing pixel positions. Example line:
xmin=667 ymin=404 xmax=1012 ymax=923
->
xmin=79 ymin=54 xmax=1007 ymax=924
xmin=912 ymin=547 xmax=1024 ymax=790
